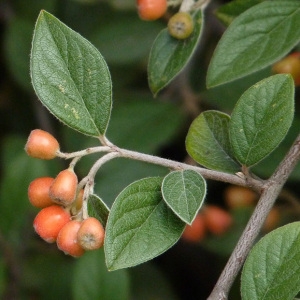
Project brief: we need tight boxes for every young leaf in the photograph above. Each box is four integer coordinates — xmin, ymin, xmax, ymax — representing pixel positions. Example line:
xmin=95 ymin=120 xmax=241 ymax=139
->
xmin=161 ymin=170 xmax=206 ymax=225
xmin=31 ymin=10 xmax=112 ymax=137
xmin=230 ymin=74 xmax=294 ymax=167
xmin=241 ymin=222 xmax=300 ymax=300
xmin=186 ymin=110 xmax=240 ymax=173
xmin=207 ymin=0 xmax=300 ymax=87
xmin=87 ymin=194 xmax=110 ymax=228
xmin=104 ymin=177 xmax=185 ymax=271
xmin=148 ymin=9 xmax=203 ymax=95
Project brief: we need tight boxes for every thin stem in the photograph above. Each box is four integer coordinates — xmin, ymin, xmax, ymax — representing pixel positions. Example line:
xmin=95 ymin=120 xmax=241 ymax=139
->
xmin=57 ymin=146 xmax=111 ymax=159
xmin=207 ymin=133 xmax=300 ymax=300
xmin=115 ymin=146 xmax=264 ymax=191
xmin=81 ymin=152 xmax=121 ymax=219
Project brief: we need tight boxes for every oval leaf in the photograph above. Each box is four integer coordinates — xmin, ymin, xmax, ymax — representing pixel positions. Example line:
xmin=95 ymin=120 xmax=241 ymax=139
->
xmin=241 ymin=222 xmax=300 ymax=300
xmin=207 ymin=0 xmax=300 ymax=87
xmin=230 ymin=74 xmax=294 ymax=166
xmin=161 ymin=170 xmax=206 ymax=225
xmin=31 ymin=10 xmax=112 ymax=137
xmin=148 ymin=9 xmax=203 ymax=95
xmin=104 ymin=177 xmax=185 ymax=271
xmin=87 ymin=194 xmax=110 ymax=228
xmin=186 ymin=110 xmax=240 ymax=173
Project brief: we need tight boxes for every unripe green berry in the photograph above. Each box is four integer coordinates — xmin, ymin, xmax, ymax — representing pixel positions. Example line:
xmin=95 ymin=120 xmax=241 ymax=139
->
xmin=168 ymin=12 xmax=194 ymax=40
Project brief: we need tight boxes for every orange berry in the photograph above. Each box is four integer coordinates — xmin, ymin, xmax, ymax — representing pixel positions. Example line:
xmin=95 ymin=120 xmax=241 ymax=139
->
xmin=137 ymin=0 xmax=167 ymax=21
xmin=28 ymin=177 xmax=55 ymax=208
xmin=203 ymin=205 xmax=233 ymax=236
xmin=263 ymin=207 xmax=281 ymax=232
xmin=224 ymin=185 xmax=257 ymax=209
xmin=49 ymin=169 xmax=78 ymax=206
xmin=168 ymin=12 xmax=194 ymax=40
xmin=33 ymin=205 xmax=71 ymax=243
xmin=25 ymin=129 xmax=60 ymax=160
xmin=272 ymin=52 xmax=300 ymax=86
xmin=77 ymin=217 xmax=105 ymax=251
xmin=181 ymin=214 xmax=206 ymax=243
xmin=57 ymin=220 xmax=85 ymax=257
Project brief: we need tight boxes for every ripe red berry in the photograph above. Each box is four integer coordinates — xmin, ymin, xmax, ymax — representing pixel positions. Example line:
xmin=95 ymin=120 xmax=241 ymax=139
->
xmin=25 ymin=129 xmax=60 ymax=160
xmin=181 ymin=214 xmax=206 ymax=243
xmin=57 ymin=220 xmax=85 ymax=257
xmin=77 ymin=217 xmax=105 ymax=251
xmin=33 ymin=205 xmax=71 ymax=243
xmin=203 ymin=205 xmax=233 ymax=236
xmin=272 ymin=52 xmax=300 ymax=86
xmin=137 ymin=0 xmax=167 ymax=21
xmin=49 ymin=169 xmax=78 ymax=207
xmin=28 ymin=177 xmax=55 ymax=208
xmin=168 ymin=12 xmax=194 ymax=40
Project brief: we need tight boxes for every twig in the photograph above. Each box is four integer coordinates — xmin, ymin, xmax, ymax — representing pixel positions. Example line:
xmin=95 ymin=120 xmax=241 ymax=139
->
xmin=207 ymin=133 xmax=300 ymax=300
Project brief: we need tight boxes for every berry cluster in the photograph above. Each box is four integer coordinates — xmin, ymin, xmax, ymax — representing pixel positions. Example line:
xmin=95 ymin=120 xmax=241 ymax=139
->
xmin=25 ymin=129 xmax=105 ymax=257
xmin=136 ymin=0 xmax=194 ymax=40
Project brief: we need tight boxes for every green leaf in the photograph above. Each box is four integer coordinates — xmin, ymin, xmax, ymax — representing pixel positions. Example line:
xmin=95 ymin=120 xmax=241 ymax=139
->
xmin=186 ymin=110 xmax=240 ymax=173
xmin=215 ymin=0 xmax=263 ymax=26
xmin=241 ymin=222 xmax=300 ymax=300
xmin=161 ymin=170 xmax=206 ymax=225
xmin=104 ymin=177 xmax=185 ymax=271
xmin=207 ymin=0 xmax=300 ymax=87
xmin=87 ymin=194 xmax=110 ymax=228
xmin=30 ymin=10 xmax=112 ymax=137
xmin=148 ymin=9 xmax=203 ymax=95
xmin=230 ymin=74 xmax=294 ymax=166
xmin=72 ymin=249 xmax=130 ymax=300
